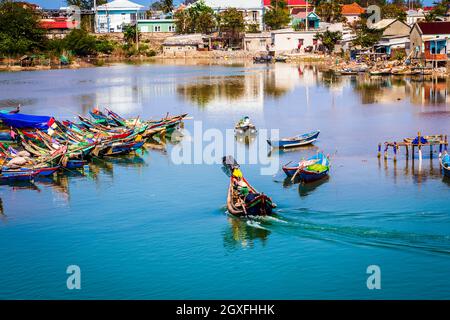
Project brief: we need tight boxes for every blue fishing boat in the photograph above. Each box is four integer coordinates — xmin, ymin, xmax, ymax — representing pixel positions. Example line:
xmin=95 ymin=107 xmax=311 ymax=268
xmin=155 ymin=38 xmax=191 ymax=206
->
xmin=0 ymin=112 xmax=53 ymax=130
xmin=440 ymin=153 xmax=450 ymax=178
xmin=1 ymin=166 xmax=59 ymax=178
xmin=282 ymin=153 xmax=330 ymax=182
xmin=65 ymin=159 xmax=86 ymax=169
xmin=267 ymin=130 xmax=320 ymax=149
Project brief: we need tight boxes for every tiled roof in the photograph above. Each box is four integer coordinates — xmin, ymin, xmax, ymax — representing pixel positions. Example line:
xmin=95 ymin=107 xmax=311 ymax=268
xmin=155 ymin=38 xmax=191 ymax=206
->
xmin=341 ymin=2 xmax=365 ymax=15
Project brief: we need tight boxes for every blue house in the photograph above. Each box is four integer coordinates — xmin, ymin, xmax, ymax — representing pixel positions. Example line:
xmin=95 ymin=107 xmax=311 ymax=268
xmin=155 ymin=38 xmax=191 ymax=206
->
xmin=96 ymin=0 xmax=147 ymax=33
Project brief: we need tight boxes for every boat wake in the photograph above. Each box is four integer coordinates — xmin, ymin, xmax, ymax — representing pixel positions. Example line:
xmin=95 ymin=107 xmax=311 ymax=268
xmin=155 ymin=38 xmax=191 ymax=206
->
xmin=241 ymin=209 xmax=450 ymax=256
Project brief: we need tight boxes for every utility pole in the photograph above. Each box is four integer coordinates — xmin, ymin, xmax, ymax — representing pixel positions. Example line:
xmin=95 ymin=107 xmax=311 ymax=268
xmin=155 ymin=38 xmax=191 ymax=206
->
xmin=136 ymin=10 xmax=139 ymax=51
xmin=93 ymin=0 xmax=97 ymax=33
xmin=305 ymin=0 xmax=309 ymax=31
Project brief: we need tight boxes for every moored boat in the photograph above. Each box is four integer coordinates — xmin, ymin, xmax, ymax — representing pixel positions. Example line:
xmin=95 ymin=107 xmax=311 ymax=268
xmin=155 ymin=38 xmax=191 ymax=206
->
xmin=440 ymin=152 xmax=450 ymax=178
xmin=234 ymin=116 xmax=257 ymax=135
xmin=282 ymin=153 xmax=330 ymax=182
xmin=268 ymin=130 xmax=320 ymax=149
xmin=0 ymin=112 xmax=54 ymax=130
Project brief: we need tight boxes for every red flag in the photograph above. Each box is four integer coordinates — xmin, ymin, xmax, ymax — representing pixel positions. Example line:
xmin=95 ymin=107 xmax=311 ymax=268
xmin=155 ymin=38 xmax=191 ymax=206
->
xmin=47 ymin=117 xmax=55 ymax=127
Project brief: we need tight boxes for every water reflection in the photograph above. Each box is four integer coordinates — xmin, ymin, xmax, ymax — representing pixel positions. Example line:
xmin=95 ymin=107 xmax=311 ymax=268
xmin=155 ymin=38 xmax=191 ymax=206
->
xmin=351 ymin=74 xmax=450 ymax=106
xmin=223 ymin=216 xmax=270 ymax=249
xmin=379 ymin=156 xmax=447 ymax=185
xmin=175 ymin=63 xmax=450 ymax=109
xmin=0 ymin=153 xmax=147 ymax=217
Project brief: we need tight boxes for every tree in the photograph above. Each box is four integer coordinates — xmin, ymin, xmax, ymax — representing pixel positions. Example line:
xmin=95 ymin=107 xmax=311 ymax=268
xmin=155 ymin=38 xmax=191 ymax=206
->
xmin=424 ymin=1 xmax=449 ymax=21
xmin=150 ymin=0 xmax=173 ymax=13
xmin=63 ymin=29 xmax=97 ymax=56
xmin=316 ymin=30 xmax=342 ymax=53
xmin=0 ymin=1 xmax=46 ymax=56
xmin=316 ymin=1 xmax=344 ymax=23
xmin=263 ymin=0 xmax=291 ymax=30
xmin=219 ymin=8 xmax=245 ymax=36
xmin=123 ymin=24 xmax=139 ymax=44
xmin=381 ymin=4 xmax=407 ymax=21
xmin=352 ymin=18 xmax=384 ymax=48
xmin=174 ymin=0 xmax=216 ymax=34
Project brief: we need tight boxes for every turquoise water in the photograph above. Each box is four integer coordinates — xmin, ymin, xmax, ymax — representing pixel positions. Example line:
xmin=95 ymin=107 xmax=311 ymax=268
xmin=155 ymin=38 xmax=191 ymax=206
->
xmin=0 ymin=63 xmax=449 ymax=299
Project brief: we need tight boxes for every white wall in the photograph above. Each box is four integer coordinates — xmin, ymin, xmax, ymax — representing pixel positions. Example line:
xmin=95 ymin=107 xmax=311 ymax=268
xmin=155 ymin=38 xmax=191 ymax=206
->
xmin=272 ymin=31 xmax=317 ymax=53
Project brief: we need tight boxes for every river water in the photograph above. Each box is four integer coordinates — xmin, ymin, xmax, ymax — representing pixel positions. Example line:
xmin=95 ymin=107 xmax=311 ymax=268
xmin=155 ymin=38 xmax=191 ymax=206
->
xmin=0 ymin=61 xmax=449 ymax=299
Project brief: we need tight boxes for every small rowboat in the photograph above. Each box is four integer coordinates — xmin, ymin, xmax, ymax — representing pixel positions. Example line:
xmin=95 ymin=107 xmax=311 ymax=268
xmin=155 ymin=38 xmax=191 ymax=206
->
xmin=282 ymin=153 xmax=330 ymax=182
xmin=234 ymin=116 xmax=257 ymax=135
xmin=65 ymin=159 xmax=86 ymax=169
xmin=222 ymin=156 xmax=276 ymax=217
xmin=2 ymin=166 xmax=59 ymax=177
xmin=0 ymin=112 xmax=54 ymax=130
xmin=440 ymin=152 xmax=450 ymax=178
xmin=0 ymin=169 xmax=36 ymax=181
xmin=253 ymin=55 xmax=272 ymax=64
xmin=267 ymin=130 xmax=320 ymax=149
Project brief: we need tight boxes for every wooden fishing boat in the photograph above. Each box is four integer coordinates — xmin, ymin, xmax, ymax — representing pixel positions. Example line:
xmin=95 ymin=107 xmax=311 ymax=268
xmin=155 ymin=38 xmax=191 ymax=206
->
xmin=369 ymin=68 xmax=392 ymax=76
xmin=65 ymin=159 xmax=86 ymax=169
xmin=0 ymin=168 xmax=36 ymax=181
xmin=440 ymin=152 xmax=450 ymax=178
xmin=339 ymin=68 xmax=358 ymax=75
xmin=282 ymin=153 xmax=330 ymax=182
xmin=0 ymin=112 xmax=53 ymax=130
xmin=222 ymin=156 xmax=276 ymax=217
xmin=234 ymin=116 xmax=257 ymax=135
xmin=253 ymin=55 xmax=272 ymax=64
xmin=267 ymin=130 xmax=320 ymax=149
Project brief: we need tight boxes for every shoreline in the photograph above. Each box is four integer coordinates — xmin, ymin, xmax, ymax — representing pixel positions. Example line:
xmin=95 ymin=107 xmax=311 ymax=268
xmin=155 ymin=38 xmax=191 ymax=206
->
xmin=0 ymin=52 xmax=331 ymax=72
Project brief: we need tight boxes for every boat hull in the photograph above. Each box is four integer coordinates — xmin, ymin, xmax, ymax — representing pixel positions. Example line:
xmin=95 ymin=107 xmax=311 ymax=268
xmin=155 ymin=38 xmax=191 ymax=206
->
xmin=268 ymin=130 xmax=320 ymax=149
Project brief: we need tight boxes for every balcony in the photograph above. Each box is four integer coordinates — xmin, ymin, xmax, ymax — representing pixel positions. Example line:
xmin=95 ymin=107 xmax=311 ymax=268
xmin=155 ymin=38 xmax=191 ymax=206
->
xmin=424 ymin=52 xmax=448 ymax=61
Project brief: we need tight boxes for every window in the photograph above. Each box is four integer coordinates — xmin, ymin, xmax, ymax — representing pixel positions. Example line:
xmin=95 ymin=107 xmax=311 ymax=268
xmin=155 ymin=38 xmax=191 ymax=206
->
xmin=154 ymin=26 xmax=161 ymax=32
xmin=168 ymin=25 xmax=175 ymax=32
xmin=259 ymin=40 xmax=265 ymax=47
xmin=252 ymin=11 xmax=258 ymax=22
xmin=130 ymin=13 xmax=136 ymax=21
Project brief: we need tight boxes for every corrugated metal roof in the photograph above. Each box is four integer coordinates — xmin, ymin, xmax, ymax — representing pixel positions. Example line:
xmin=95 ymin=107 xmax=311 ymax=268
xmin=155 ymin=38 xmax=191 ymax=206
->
xmin=417 ymin=22 xmax=450 ymax=35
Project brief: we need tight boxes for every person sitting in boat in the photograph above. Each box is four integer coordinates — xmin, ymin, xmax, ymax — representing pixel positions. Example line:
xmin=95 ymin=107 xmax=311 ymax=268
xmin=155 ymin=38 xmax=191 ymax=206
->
xmin=232 ymin=168 xmax=249 ymax=193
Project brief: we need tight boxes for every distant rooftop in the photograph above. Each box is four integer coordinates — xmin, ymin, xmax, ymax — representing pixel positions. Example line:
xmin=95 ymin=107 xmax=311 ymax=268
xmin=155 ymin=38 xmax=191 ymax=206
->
xmin=341 ymin=2 xmax=365 ymax=15
xmin=97 ymin=0 xmax=145 ymax=11
xmin=417 ymin=21 xmax=450 ymax=35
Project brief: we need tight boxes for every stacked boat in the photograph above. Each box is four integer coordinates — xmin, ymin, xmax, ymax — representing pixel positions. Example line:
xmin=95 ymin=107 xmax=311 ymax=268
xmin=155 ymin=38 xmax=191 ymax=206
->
xmin=0 ymin=109 xmax=189 ymax=182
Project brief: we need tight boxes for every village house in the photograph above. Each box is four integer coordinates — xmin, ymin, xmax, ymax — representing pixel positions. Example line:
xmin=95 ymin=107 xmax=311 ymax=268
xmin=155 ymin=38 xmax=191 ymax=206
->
xmin=371 ymin=19 xmax=411 ymax=56
xmin=271 ymin=28 xmax=318 ymax=53
xmin=95 ymin=0 xmax=146 ymax=33
xmin=263 ymin=0 xmax=311 ymax=15
xmin=406 ymin=9 xmax=425 ymax=26
xmin=162 ymin=34 xmax=207 ymax=55
xmin=243 ymin=32 xmax=272 ymax=51
xmin=410 ymin=21 xmax=450 ymax=66
xmin=40 ymin=17 xmax=78 ymax=39
xmin=202 ymin=0 xmax=264 ymax=31
xmin=137 ymin=19 xmax=176 ymax=33
xmin=341 ymin=2 xmax=365 ymax=24
xmin=291 ymin=11 xmax=320 ymax=30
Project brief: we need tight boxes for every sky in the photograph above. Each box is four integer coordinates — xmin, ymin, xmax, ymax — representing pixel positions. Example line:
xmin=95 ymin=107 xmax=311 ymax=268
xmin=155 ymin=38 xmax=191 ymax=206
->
xmin=31 ymin=0 xmax=435 ymax=10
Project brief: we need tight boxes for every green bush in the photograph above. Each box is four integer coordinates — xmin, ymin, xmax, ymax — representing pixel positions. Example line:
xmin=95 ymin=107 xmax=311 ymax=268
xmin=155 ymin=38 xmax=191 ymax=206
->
xmin=64 ymin=29 xmax=97 ymax=56
xmin=95 ymin=38 xmax=115 ymax=54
